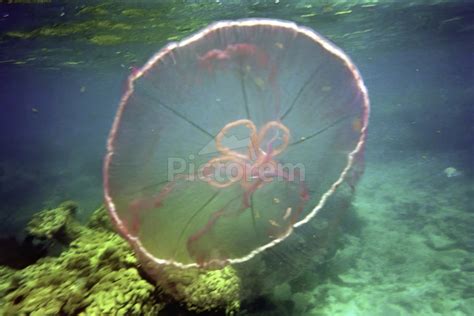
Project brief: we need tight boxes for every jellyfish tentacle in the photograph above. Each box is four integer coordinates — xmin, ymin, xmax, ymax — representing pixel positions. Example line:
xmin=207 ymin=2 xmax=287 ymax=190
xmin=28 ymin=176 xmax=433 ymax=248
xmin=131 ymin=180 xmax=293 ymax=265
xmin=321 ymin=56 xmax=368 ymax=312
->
xmin=125 ymin=179 xmax=181 ymax=236
xmin=187 ymin=118 xmax=305 ymax=264
xmin=187 ymin=194 xmax=243 ymax=262
xmin=257 ymin=121 xmax=290 ymax=157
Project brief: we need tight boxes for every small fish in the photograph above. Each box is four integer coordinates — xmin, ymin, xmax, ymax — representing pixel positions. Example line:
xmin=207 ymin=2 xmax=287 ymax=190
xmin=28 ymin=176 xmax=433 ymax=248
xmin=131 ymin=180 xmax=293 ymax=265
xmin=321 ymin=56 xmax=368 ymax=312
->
xmin=80 ymin=86 xmax=86 ymax=93
xmin=31 ymin=107 xmax=39 ymax=113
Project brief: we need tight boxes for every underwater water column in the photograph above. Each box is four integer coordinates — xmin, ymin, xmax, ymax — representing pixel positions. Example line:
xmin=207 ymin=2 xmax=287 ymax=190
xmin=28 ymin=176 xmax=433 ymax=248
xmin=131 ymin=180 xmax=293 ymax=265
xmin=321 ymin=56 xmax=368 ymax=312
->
xmin=104 ymin=19 xmax=369 ymax=270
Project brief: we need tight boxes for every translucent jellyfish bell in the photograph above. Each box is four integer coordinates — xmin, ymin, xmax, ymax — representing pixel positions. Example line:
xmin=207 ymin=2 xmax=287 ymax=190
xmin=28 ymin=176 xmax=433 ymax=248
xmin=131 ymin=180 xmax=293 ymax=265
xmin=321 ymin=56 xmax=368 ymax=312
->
xmin=104 ymin=19 xmax=369 ymax=269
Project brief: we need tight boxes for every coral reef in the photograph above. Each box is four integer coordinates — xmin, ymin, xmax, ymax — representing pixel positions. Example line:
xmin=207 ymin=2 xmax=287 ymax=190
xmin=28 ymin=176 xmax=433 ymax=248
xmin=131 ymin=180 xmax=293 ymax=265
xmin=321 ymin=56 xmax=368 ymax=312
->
xmin=156 ymin=265 xmax=240 ymax=315
xmin=26 ymin=200 xmax=81 ymax=243
xmin=1 ymin=221 xmax=162 ymax=315
xmin=0 ymin=266 xmax=15 ymax=298
xmin=0 ymin=203 xmax=242 ymax=315
xmin=87 ymin=205 xmax=114 ymax=231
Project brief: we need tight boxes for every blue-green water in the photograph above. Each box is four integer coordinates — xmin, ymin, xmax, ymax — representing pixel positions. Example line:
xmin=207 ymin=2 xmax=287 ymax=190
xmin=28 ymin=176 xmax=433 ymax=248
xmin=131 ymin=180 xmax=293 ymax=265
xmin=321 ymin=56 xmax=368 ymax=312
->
xmin=0 ymin=1 xmax=472 ymax=315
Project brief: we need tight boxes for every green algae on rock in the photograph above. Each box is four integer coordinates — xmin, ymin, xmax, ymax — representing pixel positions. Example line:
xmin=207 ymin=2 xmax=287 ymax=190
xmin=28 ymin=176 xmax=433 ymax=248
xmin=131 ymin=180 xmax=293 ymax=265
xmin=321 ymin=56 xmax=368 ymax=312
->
xmin=89 ymin=34 xmax=123 ymax=46
xmin=1 ymin=203 xmax=243 ymax=315
xmin=182 ymin=267 xmax=240 ymax=315
xmin=88 ymin=204 xmax=115 ymax=231
xmin=0 ymin=266 xmax=15 ymax=299
xmin=26 ymin=200 xmax=82 ymax=243
xmin=155 ymin=265 xmax=240 ymax=315
xmin=2 ymin=214 xmax=162 ymax=315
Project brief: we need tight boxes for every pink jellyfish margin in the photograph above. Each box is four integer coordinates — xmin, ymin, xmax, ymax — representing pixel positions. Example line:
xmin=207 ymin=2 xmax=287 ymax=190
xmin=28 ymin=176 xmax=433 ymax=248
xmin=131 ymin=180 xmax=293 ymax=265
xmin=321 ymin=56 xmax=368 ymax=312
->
xmin=103 ymin=19 xmax=370 ymax=270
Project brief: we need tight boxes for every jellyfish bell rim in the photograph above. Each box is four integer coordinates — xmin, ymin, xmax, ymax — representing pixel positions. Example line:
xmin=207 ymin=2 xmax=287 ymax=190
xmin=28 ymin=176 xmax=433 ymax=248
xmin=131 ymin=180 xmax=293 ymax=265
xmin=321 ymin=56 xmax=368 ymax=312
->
xmin=103 ymin=18 xmax=370 ymax=269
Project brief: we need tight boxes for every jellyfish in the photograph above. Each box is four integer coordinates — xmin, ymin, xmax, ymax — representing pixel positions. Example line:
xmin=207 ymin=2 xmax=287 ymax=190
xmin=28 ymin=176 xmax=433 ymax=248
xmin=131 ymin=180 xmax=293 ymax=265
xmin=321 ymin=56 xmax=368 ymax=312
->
xmin=104 ymin=19 xmax=369 ymax=270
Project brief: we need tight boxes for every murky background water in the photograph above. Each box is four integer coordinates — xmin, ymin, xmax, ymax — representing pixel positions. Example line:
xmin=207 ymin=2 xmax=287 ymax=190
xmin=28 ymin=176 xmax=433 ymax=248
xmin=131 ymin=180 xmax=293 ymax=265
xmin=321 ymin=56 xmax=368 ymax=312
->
xmin=0 ymin=1 xmax=473 ymax=314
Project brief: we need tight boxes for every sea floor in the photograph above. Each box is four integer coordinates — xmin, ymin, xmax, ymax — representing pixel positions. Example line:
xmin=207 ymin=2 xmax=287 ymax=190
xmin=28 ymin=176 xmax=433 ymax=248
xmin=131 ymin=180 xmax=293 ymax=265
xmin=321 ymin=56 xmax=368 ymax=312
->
xmin=295 ymin=150 xmax=474 ymax=315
